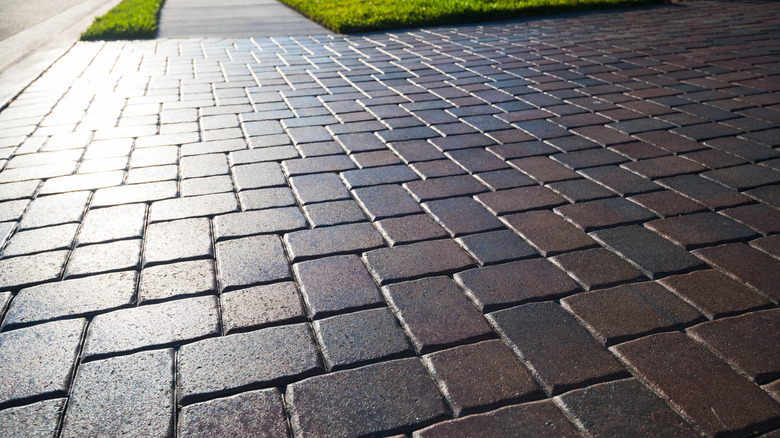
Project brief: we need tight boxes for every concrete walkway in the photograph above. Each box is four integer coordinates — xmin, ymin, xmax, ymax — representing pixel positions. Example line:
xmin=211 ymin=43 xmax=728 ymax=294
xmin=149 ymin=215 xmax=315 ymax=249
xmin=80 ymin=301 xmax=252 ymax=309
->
xmin=0 ymin=1 xmax=779 ymax=437
xmin=158 ymin=0 xmax=331 ymax=38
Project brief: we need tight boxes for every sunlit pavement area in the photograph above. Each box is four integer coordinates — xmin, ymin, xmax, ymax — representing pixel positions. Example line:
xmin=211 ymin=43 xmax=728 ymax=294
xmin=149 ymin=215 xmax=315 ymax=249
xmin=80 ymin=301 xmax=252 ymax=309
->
xmin=1 ymin=1 xmax=779 ymax=436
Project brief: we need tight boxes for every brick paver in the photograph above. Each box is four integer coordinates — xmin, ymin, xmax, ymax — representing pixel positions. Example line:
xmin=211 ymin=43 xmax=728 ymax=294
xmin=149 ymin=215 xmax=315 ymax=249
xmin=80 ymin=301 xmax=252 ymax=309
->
xmin=1 ymin=1 xmax=779 ymax=435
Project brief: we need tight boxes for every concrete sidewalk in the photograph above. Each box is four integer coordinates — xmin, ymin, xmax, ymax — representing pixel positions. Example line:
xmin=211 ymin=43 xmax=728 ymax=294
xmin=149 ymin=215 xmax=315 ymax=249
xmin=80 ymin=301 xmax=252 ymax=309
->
xmin=0 ymin=1 xmax=779 ymax=436
xmin=158 ymin=0 xmax=331 ymax=38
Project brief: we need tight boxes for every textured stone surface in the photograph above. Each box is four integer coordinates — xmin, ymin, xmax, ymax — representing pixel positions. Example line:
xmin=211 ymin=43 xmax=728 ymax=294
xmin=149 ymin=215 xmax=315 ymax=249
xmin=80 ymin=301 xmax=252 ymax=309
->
xmin=60 ymin=349 xmax=174 ymax=438
xmin=488 ymin=302 xmax=628 ymax=395
xmin=65 ymin=239 xmax=142 ymax=278
xmin=0 ymin=398 xmax=66 ymax=438
xmin=76 ymin=204 xmax=147 ymax=245
xmin=364 ymin=239 xmax=475 ymax=284
xmin=2 ymin=223 xmax=78 ymax=257
xmin=502 ymin=210 xmax=598 ymax=256
xmin=293 ymin=254 xmax=384 ymax=318
xmin=591 ymin=225 xmax=706 ymax=278
xmin=658 ymin=269 xmax=771 ymax=319
xmin=286 ymin=358 xmax=449 ymax=437
xmin=612 ymin=332 xmax=780 ymax=437
xmin=382 ymin=276 xmax=493 ymax=353
xmin=138 ymin=259 xmax=216 ymax=302
xmin=284 ymin=222 xmax=385 ymax=262
xmin=561 ymin=282 xmax=703 ymax=345
xmin=413 ymin=400 xmax=580 ymax=438
xmin=556 ymin=379 xmax=699 ymax=437
xmin=351 ymin=184 xmax=422 ymax=220
xmin=178 ymin=324 xmax=323 ymax=404
xmin=216 ymin=235 xmax=292 ymax=292
xmin=688 ymin=309 xmax=780 ymax=383
xmin=221 ymin=282 xmax=307 ymax=334
xmin=83 ymin=295 xmax=220 ymax=359
xmin=214 ymin=207 xmax=307 ymax=241
xmin=422 ymin=197 xmax=503 ymax=237
xmin=423 ymin=340 xmax=542 ymax=416
xmin=313 ymin=307 xmax=413 ymax=370
xmin=0 ymin=250 xmax=69 ymax=290
xmin=179 ymin=388 xmax=290 ymax=438
xmin=693 ymin=243 xmax=780 ymax=304
xmin=0 ymin=319 xmax=85 ymax=405
xmin=551 ymin=248 xmax=646 ymax=290
xmin=4 ymin=271 xmax=136 ymax=328
xmin=645 ymin=212 xmax=760 ymax=250
xmin=376 ymin=214 xmax=449 ymax=246
xmin=455 ymin=229 xmax=538 ymax=266
xmin=143 ymin=218 xmax=213 ymax=266
xmin=455 ymin=259 xmax=580 ymax=312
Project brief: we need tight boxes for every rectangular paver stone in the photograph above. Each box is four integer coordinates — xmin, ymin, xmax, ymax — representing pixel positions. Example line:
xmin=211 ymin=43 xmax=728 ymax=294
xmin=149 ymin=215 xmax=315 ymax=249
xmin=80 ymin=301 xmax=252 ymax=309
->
xmin=286 ymin=358 xmax=448 ymax=437
xmin=177 ymin=323 xmax=323 ymax=404
xmin=149 ymin=193 xmax=238 ymax=222
xmin=138 ymin=259 xmax=216 ymax=303
xmin=214 ymin=207 xmax=307 ymax=241
xmin=216 ymin=235 xmax=292 ymax=292
xmin=382 ymin=276 xmax=493 ymax=353
xmin=612 ymin=332 xmax=780 ymax=437
xmin=0 ymin=250 xmax=69 ymax=291
xmin=179 ymin=388 xmax=290 ymax=438
xmin=591 ymin=225 xmax=707 ymax=279
xmin=0 ymin=398 xmax=66 ymax=438
xmin=60 ymin=349 xmax=174 ymax=438
xmin=83 ymin=295 xmax=219 ymax=359
xmin=489 ymin=302 xmax=629 ymax=395
xmin=143 ymin=218 xmax=213 ymax=266
xmin=363 ymin=239 xmax=475 ymax=284
xmin=293 ymin=254 xmax=384 ymax=318
xmin=284 ymin=223 xmax=385 ymax=262
xmin=0 ymin=318 xmax=85 ymax=405
xmin=455 ymin=259 xmax=580 ymax=312
xmin=221 ymin=282 xmax=307 ymax=334
xmin=4 ymin=271 xmax=136 ymax=328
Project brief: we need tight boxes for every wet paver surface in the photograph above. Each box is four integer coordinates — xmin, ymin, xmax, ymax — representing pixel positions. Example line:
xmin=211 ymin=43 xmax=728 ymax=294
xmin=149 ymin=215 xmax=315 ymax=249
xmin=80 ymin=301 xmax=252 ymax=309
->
xmin=1 ymin=1 xmax=780 ymax=436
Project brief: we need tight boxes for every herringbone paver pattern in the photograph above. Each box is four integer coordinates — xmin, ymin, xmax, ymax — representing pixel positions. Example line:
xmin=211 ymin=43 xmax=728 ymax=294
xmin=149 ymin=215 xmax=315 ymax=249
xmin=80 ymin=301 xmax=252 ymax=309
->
xmin=1 ymin=1 xmax=779 ymax=436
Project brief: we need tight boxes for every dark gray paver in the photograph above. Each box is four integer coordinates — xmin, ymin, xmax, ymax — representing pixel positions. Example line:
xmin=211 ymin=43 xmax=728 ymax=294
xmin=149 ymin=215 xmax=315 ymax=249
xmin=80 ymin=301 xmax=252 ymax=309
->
xmin=363 ymin=239 xmax=475 ymax=284
xmin=475 ymin=186 xmax=567 ymax=215
xmin=4 ymin=271 xmax=136 ymax=328
xmin=422 ymin=197 xmax=503 ymax=237
xmin=221 ymin=282 xmax=306 ymax=334
xmin=375 ymin=213 xmax=449 ymax=246
xmin=488 ymin=302 xmax=628 ymax=395
xmin=645 ymin=212 xmax=760 ymax=250
xmin=612 ymin=332 xmax=780 ymax=437
xmin=351 ymin=184 xmax=422 ymax=220
xmin=216 ymin=235 xmax=292 ymax=292
xmin=289 ymin=173 xmax=350 ymax=205
xmin=214 ymin=207 xmax=307 ymax=241
xmin=60 ymin=349 xmax=174 ymax=438
xmin=382 ymin=276 xmax=493 ymax=353
xmin=284 ymin=222 xmax=385 ymax=262
xmin=551 ymin=247 xmax=646 ymax=290
xmin=313 ymin=307 xmax=413 ymax=370
xmin=0 ymin=398 xmax=65 ymax=438
xmin=149 ymin=193 xmax=238 ymax=223
xmin=178 ymin=323 xmax=323 ymax=404
xmin=138 ymin=259 xmax=216 ymax=303
xmin=413 ymin=400 xmax=580 ymax=437
xmin=232 ymin=162 xmax=286 ymax=191
xmin=286 ymin=358 xmax=449 ymax=437
xmin=423 ymin=340 xmax=542 ymax=416
xmin=555 ymin=379 xmax=699 ymax=437
xmin=455 ymin=259 xmax=580 ymax=312
xmin=503 ymin=210 xmax=598 ymax=256
xmin=83 ymin=295 xmax=219 ymax=359
xmin=143 ymin=218 xmax=213 ymax=266
xmin=0 ymin=318 xmax=85 ymax=405
xmin=590 ymin=225 xmax=707 ymax=279
xmin=455 ymin=229 xmax=538 ymax=266
xmin=179 ymin=388 xmax=290 ymax=438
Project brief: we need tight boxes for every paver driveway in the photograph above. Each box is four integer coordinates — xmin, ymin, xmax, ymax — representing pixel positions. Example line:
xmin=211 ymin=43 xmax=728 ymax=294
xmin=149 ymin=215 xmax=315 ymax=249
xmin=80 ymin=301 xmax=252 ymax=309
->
xmin=0 ymin=1 xmax=779 ymax=436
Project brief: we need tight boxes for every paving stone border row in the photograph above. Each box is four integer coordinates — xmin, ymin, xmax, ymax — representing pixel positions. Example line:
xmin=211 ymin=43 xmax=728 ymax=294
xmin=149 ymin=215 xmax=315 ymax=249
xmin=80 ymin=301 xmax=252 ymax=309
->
xmin=1 ymin=1 xmax=779 ymax=436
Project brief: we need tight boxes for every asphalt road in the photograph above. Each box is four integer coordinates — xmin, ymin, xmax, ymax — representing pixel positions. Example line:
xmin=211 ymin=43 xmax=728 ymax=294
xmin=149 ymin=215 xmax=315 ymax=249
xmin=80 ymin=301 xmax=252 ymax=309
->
xmin=0 ymin=0 xmax=88 ymax=42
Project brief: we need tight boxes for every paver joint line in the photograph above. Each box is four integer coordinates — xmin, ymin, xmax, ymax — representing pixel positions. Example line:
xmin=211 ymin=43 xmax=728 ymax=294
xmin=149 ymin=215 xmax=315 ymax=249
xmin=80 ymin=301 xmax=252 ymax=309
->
xmin=0 ymin=1 xmax=779 ymax=436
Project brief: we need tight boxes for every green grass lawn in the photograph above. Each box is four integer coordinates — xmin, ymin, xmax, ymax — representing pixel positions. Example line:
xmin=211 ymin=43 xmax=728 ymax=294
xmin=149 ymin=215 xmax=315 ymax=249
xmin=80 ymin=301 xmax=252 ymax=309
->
xmin=80 ymin=0 xmax=662 ymax=39
xmin=279 ymin=0 xmax=665 ymax=33
xmin=81 ymin=0 xmax=165 ymax=40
